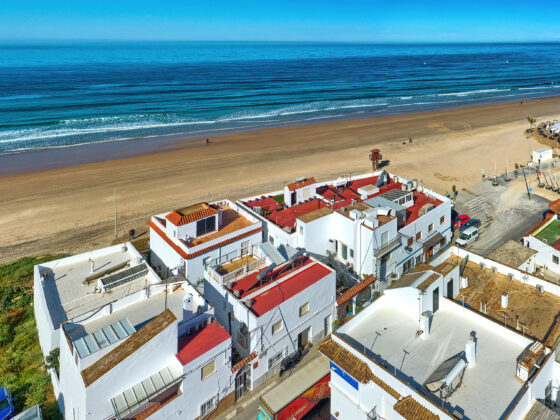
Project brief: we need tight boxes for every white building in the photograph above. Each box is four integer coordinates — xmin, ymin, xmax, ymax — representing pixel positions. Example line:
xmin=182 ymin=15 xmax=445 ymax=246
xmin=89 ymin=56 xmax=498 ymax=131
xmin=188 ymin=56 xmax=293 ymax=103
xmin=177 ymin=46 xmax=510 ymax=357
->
xmin=35 ymin=245 xmax=237 ymax=420
xmin=532 ymin=147 xmax=553 ymax=164
xmin=320 ymin=245 xmax=560 ymax=420
xmin=149 ymin=200 xmax=263 ymax=282
xmin=204 ymin=252 xmax=336 ymax=393
xmin=523 ymin=201 xmax=560 ymax=279
xmin=240 ymin=171 xmax=452 ymax=281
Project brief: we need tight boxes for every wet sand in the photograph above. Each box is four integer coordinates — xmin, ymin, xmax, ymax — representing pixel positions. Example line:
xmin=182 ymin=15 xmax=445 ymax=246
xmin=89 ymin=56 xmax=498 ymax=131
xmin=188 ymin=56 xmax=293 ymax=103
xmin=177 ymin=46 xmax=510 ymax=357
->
xmin=1 ymin=96 xmax=559 ymax=263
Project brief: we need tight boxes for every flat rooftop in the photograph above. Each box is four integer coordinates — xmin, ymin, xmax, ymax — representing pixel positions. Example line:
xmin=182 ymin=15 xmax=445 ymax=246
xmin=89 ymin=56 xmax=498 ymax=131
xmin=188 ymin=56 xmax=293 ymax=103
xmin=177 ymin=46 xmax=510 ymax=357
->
xmin=229 ymin=256 xmax=332 ymax=316
xmin=531 ymin=217 xmax=560 ymax=249
xmin=38 ymin=245 xmax=158 ymax=327
xmin=456 ymin=258 xmax=560 ymax=346
xmin=337 ymin=297 xmax=530 ymax=420
xmin=176 ymin=320 xmax=230 ymax=366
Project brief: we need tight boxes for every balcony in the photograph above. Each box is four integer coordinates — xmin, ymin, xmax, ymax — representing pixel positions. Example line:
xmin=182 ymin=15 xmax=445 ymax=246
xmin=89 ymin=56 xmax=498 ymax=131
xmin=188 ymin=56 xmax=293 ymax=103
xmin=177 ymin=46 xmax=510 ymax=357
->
xmin=206 ymin=253 xmax=266 ymax=285
xmin=373 ymin=236 xmax=401 ymax=259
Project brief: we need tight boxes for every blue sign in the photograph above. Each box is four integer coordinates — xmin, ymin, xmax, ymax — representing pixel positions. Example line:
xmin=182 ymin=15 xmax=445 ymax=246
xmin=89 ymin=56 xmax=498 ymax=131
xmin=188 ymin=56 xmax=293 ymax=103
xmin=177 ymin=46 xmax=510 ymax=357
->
xmin=331 ymin=361 xmax=359 ymax=390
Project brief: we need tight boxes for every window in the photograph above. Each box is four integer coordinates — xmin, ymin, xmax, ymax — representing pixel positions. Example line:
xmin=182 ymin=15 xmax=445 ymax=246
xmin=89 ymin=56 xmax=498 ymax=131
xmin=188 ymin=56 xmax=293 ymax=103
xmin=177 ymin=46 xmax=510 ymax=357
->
xmin=416 ymin=231 xmax=422 ymax=240
xmin=440 ymin=215 xmax=445 ymax=224
xmin=428 ymin=223 xmax=434 ymax=233
xmin=196 ymin=216 xmax=216 ymax=236
xmin=201 ymin=359 xmax=216 ymax=380
xmin=341 ymin=243 xmax=348 ymax=260
xmin=200 ymin=396 xmax=218 ymax=418
xmin=268 ymin=351 xmax=284 ymax=370
xmin=299 ymin=226 xmax=303 ymax=234
xmin=299 ymin=302 xmax=310 ymax=317
xmin=269 ymin=236 xmax=274 ymax=245
xmin=272 ymin=320 xmax=283 ymax=335
xmin=407 ymin=237 xmax=413 ymax=247
xmin=416 ymin=255 xmax=423 ymax=265
xmin=349 ymin=248 xmax=354 ymax=259
xmin=554 ymin=255 xmax=559 ymax=264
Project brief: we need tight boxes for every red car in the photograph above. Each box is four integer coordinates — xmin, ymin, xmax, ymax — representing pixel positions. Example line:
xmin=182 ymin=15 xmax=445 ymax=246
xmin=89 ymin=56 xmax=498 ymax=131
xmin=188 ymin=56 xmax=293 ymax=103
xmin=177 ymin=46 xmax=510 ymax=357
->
xmin=454 ymin=214 xmax=470 ymax=229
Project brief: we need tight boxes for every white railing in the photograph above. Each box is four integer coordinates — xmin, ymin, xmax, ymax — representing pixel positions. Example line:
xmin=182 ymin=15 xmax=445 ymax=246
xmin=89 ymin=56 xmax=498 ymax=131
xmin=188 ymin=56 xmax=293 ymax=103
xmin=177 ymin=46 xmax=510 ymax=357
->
xmin=206 ymin=257 xmax=267 ymax=284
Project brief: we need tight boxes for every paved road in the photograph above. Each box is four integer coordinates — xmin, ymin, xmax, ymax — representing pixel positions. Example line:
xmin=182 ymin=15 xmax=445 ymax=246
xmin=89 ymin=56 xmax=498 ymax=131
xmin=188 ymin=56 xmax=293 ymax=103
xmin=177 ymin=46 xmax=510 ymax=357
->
xmin=220 ymin=347 xmax=325 ymax=420
xmin=454 ymin=173 xmax=550 ymax=256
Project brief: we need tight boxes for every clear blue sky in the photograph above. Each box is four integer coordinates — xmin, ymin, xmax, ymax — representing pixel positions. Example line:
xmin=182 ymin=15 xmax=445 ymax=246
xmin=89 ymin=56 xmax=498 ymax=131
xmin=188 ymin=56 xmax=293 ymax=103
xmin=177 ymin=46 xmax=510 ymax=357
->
xmin=1 ymin=0 xmax=559 ymax=43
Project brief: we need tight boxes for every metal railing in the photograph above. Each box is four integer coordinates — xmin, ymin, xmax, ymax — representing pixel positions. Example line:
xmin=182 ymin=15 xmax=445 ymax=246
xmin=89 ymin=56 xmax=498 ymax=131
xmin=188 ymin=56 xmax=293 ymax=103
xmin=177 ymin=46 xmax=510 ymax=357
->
xmin=206 ymin=257 xmax=266 ymax=284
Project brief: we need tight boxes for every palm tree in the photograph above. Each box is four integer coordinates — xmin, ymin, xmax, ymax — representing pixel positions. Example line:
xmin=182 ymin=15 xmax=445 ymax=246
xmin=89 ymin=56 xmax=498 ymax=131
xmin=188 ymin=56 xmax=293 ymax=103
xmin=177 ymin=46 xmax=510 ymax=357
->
xmin=527 ymin=117 xmax=537 ymax=130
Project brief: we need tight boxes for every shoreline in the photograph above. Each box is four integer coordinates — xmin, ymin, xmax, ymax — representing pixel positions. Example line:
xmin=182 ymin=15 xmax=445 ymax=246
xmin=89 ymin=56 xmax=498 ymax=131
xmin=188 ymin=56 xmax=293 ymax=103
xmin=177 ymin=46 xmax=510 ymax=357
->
xmin=0 ymin=96 xmax=559 ymax=264
xmin=1 ymin=92 xmax=558 ymax=176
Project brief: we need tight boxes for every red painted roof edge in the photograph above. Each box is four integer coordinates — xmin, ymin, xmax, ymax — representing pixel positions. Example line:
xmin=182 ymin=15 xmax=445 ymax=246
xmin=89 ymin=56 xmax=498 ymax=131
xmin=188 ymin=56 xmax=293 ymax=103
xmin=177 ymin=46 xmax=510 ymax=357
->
xmin=287 ymin=177 xmax=316 ymax=191
xmin=524 ymin=213 xmax=554 ymax=237
xmin=149 ymin=220 xmax=263 ymax=260
xmin=336 ymin=275 xmax=375 ymax=306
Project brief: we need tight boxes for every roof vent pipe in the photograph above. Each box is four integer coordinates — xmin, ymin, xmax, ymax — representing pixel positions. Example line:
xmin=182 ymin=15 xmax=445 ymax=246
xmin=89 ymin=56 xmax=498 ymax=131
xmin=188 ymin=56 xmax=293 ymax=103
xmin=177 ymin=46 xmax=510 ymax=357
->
xmin=501 ymin=293 xmax=509 ymax=309
xmin=466 ymin=335 xmax=476 ymax=367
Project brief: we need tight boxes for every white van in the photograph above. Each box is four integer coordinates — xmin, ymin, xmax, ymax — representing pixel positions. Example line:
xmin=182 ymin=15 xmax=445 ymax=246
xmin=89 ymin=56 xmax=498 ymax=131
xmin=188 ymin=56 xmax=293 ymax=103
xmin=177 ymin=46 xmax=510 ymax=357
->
xmin=456 ymin=227 xmax=479 ymax=247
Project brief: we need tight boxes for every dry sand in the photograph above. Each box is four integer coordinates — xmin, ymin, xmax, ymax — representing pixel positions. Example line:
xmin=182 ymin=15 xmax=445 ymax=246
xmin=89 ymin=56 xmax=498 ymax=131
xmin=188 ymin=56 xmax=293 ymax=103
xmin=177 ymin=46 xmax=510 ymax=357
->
xmin=1 ymin=97 xmax=559 ymax=263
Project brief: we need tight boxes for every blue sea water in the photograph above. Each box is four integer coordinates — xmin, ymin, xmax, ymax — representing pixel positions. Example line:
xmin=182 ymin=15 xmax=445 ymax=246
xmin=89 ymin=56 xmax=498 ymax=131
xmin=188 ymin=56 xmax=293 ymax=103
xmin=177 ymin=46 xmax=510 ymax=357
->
xmin=0 ymin=42 xmax=559 ymax=153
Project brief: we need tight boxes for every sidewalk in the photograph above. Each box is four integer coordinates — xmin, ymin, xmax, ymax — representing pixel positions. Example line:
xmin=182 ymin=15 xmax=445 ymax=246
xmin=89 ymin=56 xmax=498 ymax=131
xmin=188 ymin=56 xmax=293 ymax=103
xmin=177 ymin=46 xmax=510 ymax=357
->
xmin=220 ymin=346 xmax=324 ymax=420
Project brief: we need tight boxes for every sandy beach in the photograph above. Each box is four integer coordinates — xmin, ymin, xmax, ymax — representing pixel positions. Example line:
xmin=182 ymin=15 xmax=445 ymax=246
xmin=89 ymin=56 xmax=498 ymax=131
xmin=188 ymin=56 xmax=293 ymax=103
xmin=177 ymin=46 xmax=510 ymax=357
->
xmin=1 ymin=96 xmax=559 ymax=263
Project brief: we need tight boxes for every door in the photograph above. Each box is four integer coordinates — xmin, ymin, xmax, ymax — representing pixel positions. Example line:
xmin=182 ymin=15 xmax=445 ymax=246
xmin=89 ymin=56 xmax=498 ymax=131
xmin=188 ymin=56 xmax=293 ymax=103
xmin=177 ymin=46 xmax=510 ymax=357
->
xmin=291 ymin=191 xmax=297 ymax=205
xmin=298 ymin=327 xmax=310 ymax=349
xmin=324 ymin=314 xmax=332 ymax=336
xmin=235 ymin=364 xmax=251 ymax=401
xmin=447 ymin=279 xmax=454 ymax=299
xmin=379 ymin=256 xmax=387 ymax=280
xmin=432 ymin=287 xmax=440 ymax=313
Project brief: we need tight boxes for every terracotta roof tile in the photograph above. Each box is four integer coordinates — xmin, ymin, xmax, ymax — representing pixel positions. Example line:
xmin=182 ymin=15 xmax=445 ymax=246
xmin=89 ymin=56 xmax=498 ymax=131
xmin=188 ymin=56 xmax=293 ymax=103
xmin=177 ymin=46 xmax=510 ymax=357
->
xmin=148 ymin=220 xmax=263 ymax=260
xmin=287 ymin=177 xmax=316 ymax=191
xmin=550 ymin=199 xmax=560 ymax=214
xmin=336 ymin=275 xmax=375 ymax=306
xmin=318 ymin=338 xmax=373 ymax=384
xmin=232 ymin=352 xmax=257 ymax=372
xmin=81 ymin=310 xmax=177 ymax=387
xmin=393 ymin=395 xmax=440 ymax=420
xmin=165 ymin=202 xmax=219 ymax=226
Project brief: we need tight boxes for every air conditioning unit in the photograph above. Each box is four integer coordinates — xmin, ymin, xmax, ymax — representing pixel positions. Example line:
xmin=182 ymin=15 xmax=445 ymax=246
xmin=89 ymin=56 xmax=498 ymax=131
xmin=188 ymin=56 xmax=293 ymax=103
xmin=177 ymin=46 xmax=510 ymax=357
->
xmin=479 ymin=262 xmax=486 ymax=270
xmin=536 ymin=284 xmax=544 ymax=293
xmin=508 ymin=273 xmax=514 ymax=281
xmin=491 ymin=267 xmax=497 ymax=274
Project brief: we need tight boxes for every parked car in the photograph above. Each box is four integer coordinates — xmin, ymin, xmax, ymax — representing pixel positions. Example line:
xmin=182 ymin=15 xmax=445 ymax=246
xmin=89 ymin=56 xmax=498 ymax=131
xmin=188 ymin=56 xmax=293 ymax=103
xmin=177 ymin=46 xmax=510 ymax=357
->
xmin=456 ymin=227 xmax=479 ymax=247
xmin=453 ymin=214 xmax=470 ymax=229
xmin=460 ymin=218 xmax=481 ymax=231
xmin=0 ymin=387 xmax=15 ymax=420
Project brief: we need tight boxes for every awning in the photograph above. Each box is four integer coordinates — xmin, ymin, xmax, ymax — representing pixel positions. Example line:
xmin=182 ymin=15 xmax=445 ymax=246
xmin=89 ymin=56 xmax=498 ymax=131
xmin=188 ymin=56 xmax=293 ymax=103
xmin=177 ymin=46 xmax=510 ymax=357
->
xmin=423 ymin=232 xmax=445 ymax=251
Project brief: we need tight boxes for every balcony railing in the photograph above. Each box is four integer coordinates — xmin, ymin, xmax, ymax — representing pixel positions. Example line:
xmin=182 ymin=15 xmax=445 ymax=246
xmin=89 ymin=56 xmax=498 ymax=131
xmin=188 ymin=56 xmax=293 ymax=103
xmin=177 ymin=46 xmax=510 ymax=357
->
xmin=206 ymin=257 xmax=266 ymax=285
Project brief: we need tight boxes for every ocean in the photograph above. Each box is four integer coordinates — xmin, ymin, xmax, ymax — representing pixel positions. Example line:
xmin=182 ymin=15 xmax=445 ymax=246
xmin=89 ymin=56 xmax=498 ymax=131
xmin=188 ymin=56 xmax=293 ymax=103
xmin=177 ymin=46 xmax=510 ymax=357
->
xmin=1 ymin=42 xmax=559 ymax=154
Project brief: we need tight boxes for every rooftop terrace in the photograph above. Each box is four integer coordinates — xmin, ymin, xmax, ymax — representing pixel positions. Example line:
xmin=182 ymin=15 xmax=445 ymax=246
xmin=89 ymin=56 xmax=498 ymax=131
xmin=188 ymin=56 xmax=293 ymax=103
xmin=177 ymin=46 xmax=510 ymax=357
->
xmin=531 ymin=217 xmax=560 ymax=249
xmin=228 ymin=256 xmax=333 ymax=316
xmin=37 ymin=244 xmax=159 ymax=327
xmin=337 ymin=296 xmax=531 ymax=420
xmin=454 ymin=257 xmax=560 ymax=347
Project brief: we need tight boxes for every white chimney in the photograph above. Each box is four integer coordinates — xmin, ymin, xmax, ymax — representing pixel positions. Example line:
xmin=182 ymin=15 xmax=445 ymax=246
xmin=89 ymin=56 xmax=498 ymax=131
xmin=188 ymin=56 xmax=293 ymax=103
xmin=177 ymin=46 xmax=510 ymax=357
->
xmin=420 ymin=311 xmax=431 ymax=339
xmin=183 ymin=293 xmax=194 ymax=313
xmin=89 ymin=258 xmax=94 ymax=273
xmin=460 ymin=276 xmax=469 ymax=289
xmin=501 ymin=293 xmax=509 ymax=309
xmin=466 ymin=335 xmax=476 ymax=367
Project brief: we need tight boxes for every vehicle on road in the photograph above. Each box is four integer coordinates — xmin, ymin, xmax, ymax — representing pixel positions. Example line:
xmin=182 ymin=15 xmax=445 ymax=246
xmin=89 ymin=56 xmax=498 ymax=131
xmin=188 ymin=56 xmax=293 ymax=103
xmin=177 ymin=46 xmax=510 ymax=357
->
xmin=0 ymin=387 xmax=15 ymax=420
xmin=460 ymin=218 xmax=481 ymax=231
xmin=456 ymin=227 xmax=479 ymax=247
xmin=454 ymin=214 xmax=470 ymax=229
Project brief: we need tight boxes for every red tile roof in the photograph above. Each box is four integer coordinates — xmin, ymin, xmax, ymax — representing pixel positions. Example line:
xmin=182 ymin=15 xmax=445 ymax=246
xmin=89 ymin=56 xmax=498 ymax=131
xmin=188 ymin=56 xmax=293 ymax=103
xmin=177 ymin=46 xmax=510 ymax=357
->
xmin=165 ymin=202 xmax=219 ymax=226
xmin=336 ymin=275 xmax=375 ymax=306
xmin=230 ymin=257 xmax=333 ymax=316
xmin=287 ymin=177 xmax=316 ymax=191
xmin=404 ymin=191 xmax=442 ymax=226
xmin=148 ymin=220 xmax=263 ymax=260
xmin=176 ymin=321 xmax=230 ymax=366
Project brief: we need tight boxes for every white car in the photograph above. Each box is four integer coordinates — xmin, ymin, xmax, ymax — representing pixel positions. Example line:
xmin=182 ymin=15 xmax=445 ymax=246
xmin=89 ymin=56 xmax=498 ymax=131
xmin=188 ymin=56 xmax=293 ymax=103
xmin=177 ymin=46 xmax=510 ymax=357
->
xmin=456 ymin=226 xmax=479 ymax=247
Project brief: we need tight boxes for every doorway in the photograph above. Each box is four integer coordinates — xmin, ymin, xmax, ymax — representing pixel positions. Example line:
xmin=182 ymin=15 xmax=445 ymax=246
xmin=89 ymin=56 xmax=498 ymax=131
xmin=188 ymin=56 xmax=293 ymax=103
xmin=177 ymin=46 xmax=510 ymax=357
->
xmin=447 ymin=279 xmax=454 ymax=299
xmin=432 ymin=287 xmax=440 ymax=313
xmin=298 ymin=327 xmax=310 ymax=350
xmin=235 ymin=364 xmax=251 ymax=401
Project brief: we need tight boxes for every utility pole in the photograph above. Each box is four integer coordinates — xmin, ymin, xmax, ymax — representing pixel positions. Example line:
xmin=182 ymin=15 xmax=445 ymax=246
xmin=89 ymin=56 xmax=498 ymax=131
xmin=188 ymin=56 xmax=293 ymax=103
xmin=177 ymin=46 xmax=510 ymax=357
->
xmin=114 ymin=188 xmax=118 ymax=239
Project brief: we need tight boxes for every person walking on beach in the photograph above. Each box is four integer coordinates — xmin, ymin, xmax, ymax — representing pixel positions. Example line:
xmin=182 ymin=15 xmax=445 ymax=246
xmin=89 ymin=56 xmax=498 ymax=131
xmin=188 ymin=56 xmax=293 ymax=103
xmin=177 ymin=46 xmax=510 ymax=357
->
xmin=409 ymin=137 xmax=413 ymax=143
xmin=206 ymin=138 xmax=211 ymax=144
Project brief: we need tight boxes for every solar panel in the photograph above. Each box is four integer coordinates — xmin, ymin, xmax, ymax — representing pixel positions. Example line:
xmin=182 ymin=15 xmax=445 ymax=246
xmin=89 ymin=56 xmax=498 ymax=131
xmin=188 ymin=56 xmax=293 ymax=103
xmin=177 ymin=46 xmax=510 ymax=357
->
xmin=74 ymin=337 xmax=91 ymax=358
xmin=99 ymin=263 xmax=149 ymax=291
xmin=73 ymin=318 xmax=136 ymax=359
